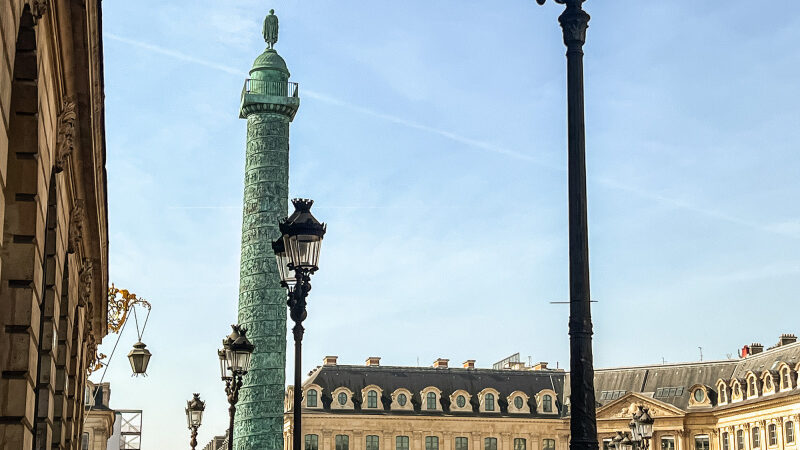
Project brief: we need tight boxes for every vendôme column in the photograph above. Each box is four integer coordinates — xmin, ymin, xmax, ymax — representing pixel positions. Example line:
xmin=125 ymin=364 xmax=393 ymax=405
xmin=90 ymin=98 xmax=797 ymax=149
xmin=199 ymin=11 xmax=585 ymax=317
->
xmin=236 ymin=10 xmax=299 ymax=450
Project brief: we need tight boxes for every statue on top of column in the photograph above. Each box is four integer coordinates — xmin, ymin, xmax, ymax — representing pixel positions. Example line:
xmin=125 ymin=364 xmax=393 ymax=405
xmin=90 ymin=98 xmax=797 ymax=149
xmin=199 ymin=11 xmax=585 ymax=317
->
xmin=263 ymin=9 xmax=279 ymax=49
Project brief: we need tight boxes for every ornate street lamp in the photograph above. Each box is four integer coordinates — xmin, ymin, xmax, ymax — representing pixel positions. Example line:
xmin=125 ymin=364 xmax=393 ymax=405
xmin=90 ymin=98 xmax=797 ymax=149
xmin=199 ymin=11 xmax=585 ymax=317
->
xmin=631 ymin=406 xmax=654 ymax=450
xmin=533 ymin=2 xmax=597 ymax=450
xmin=218 ymin=324 xmax=255 ymax=450
xmin=127 ymin=341 xmax=152 ymax=376
xmin=186 ymin=393 xmax=205 ymax=450
xmin=274 ymin=198 xmax=326 ymax=450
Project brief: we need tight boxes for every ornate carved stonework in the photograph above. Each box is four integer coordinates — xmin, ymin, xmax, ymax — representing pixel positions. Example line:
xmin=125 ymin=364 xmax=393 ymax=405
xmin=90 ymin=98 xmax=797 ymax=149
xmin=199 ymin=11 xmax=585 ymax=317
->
xmin=31 ymin=0 xmax=47 ymax=23
xmin=79 ymin=259 xmax=94 ymax=307
xmin=55 ymin=100 xmax=77 ymax=173
xmin=68 ymin=200 xmax=86 ymax=254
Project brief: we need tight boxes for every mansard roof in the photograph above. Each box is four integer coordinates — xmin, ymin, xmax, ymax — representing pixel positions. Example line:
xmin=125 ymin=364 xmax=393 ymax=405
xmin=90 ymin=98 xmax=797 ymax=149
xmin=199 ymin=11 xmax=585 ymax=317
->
xmin=588 ymin=340 xmax=800 ymax=411
xmin=303 ymin=364 xmax=568 ymax=417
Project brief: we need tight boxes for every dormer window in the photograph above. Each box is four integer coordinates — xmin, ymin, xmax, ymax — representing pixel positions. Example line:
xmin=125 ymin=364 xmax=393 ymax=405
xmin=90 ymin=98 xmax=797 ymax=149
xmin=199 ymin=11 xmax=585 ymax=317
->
xmin=507 ymin=391 xmax=531 ymax=414
xmin=367 ymin=390 xmax=378 ymax=408
xmin=307 ymin=389 xmax=318 ymax=407
xmin=457 ymin=395 xmax=466 ymax=408
xmin=449 ymin=390 xmax=472 ymax=413
xmin=717 ymin=382 xmax=728 ymax=404
xmin=391 ymin=388 xmax=414 ymax=411
xmin=338 ymin=393 xmax=348 ymax=405
xmin=427 ymin=392 xmax=437 ymax=410
xmin=398 ymin=394 xmax=407 ymax=406
xmin=485 ymin=393 xmax=495 ymax=411
xmin=748 ymin=376 xmax=759 ymax=398
xmin=543 ymin=395 xmax=553 ymax=412
xmin=514 ymin=397 xmax=523 ymax=409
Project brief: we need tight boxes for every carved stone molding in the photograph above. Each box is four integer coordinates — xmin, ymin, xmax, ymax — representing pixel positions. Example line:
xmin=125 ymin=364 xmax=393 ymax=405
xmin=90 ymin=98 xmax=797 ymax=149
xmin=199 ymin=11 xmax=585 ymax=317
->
xmin=55 ymin=100 xmax=77 ymax=173
xmin=79 ymin=259 xmax=94 ymax=307
xmin=68 ymin=200 xmax=86 ymax=254
xmin=31 ymin=0 xmax=47 ymax=23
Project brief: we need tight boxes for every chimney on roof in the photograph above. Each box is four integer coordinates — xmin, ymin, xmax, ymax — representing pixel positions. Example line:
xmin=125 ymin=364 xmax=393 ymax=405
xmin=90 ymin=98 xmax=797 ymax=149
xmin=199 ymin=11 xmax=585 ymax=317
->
xmin=533 ymin=362 xmax=549 ymax=370
xmin=750 ymin=343 xmax=764 ymax=355
xmin=433 ymin=358 xmax=449 ymax=368
xmin=365 ymin=356 xmax=381 ymax=366
xmin=780 ymin=334 xmax=797 ymax=346
xmin=463 ymin=360 xmax=476 ymax=369
xmin=323 ymin=356 xmax=338 ymax=366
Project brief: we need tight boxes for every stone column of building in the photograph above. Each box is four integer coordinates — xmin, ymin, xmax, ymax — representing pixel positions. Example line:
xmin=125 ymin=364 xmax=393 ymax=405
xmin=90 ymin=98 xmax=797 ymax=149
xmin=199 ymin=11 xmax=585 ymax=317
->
xmin=235 ymin=10 xmax=300 ymax=450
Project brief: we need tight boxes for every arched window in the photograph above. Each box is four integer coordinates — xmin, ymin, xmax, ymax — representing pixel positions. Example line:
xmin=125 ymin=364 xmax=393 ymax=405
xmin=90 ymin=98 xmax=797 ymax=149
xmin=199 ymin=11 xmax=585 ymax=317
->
xmin=768 ymin=425 xmax=777 ymax=447
xmin=307 ymin=389 xmax=318 ymax=407
xmin=367 ymin=390 xmax=378 ymax=408
xmin=752 ymin=427 xmax=760 ymax=448
xmin=749 ymin=377 xmax=758 ymax=397
xmin=786 ymin=421 xmax=795 ymax=444
xmin=306 ymin=435 xmax=319 ymax=450
xmin=485 ymin=393 xmax=495 ymax=411
xmin=782 ymin=368 xmax=792 ymax=390
xmin=543 ymin=394 xmax=553 ymax=412
xmin=427 ymin=392 xmax=437 ymax=410
xmin=718 ymin=384 xmax=728 ymax=403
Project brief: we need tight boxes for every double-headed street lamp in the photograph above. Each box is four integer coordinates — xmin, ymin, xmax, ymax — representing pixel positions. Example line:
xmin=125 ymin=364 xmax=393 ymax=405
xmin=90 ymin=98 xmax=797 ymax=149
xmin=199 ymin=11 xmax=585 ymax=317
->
xmin=273 ymin=198 xmax=326 ymax=450
xmin=218 ymin=324 xmax=255 ymax=450
xmin=534 ymin=2 xmax=596 ymax=450
xmin=185 ymin=393 xmax=205 ymax=450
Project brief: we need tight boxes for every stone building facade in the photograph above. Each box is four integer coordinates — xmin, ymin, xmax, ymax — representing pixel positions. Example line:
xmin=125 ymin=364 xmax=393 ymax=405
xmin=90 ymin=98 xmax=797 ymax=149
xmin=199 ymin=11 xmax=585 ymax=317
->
xmin=285 ymin=335 xmax=800 ymax=450
xmin=0 ymin=0 xmax=109 ymax=449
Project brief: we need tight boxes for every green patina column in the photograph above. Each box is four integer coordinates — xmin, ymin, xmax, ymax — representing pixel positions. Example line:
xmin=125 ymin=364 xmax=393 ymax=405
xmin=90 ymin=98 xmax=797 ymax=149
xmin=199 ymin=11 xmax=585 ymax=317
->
xmin=236 ymin=10 xmax=299 ymax=450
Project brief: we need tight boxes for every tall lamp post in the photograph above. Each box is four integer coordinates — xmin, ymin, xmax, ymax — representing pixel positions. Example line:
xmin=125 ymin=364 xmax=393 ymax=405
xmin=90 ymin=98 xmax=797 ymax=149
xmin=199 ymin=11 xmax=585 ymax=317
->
xmin=273 ymin=198 xmax=326 ymax=450
xmin=534 ymin=2 xmax=597 ymax=450
xmin=185 ymin=393 xmax=205 ymax=450
xmin=218 ymin=324 xmax=255 ymax=450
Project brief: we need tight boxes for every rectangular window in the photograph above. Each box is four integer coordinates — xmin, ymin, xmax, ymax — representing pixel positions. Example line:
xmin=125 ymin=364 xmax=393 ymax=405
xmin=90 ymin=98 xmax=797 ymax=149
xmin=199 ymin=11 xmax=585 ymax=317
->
xmin=543 ymin=439 xmax=556 ymax=450
xmin=753 ymin=427 xmax=761 ymax=448
xmin=515 ymin=438 xmax=527 ymax=450
xmin=367 ymin=436 xmax=380 ymax=450
xmin=695 ymin=435 xmax=710 ymax=450
xmin=82 ymin=433 xmax=89 ymax=450
xmin=336 ymin=435 xmax=350 ymax=450
xmin=456 ymin=437 xmax=469 ymax=450
xmin=485 ymin=438 xmax=498 ymax=450
xmin=722 ymin=432 xmax=729 ymax=450
xmin=662 ymin=437 xmax=676 ymax=450
xmin=426 ymin=437 xmax=439 ymax=450
xmin=769 ymin=425 xmax=777 ymax=447
xmin=306 ymin=435 xmax=319 ymax=450
xmin=737 ymin=430 xmax=745 ymax=450
xmin=787 ymin=422 xmax=795 ymax=444
xmin=603 ymin=439 xmax=611 ymax=450
xmin=397 ymin=436 xmax=410 ymax=450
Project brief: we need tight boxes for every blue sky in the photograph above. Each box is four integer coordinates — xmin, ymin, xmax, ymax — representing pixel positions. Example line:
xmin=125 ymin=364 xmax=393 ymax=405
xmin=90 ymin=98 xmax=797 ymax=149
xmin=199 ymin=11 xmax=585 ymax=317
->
xmin=96 ymin=1 xmax=800 ymax=447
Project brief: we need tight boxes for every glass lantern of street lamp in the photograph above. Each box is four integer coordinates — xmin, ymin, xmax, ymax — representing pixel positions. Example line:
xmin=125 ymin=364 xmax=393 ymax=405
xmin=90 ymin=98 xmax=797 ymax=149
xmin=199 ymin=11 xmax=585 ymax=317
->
xmin=630 ymin=418 xmax=641 ymax=442
xmin=223 ymin=325 xmax=255 ymax=375
xmin=185 ymin=393 xmax=205 ymax=429
xmin=635 ymin=406 xmax=654 ymax=440
xmin=127 ymin=341 xmax=152 ymax=376
xmin=612 ymin=432 xmax=625 ymax=450
xmin=218 ymin=349 xmax=231 ymax=380
xmin=619 ymin=434 xmax=634 ymax=450
xmin=271 ymin=237 xmax=296 ymax=288
xmin=279 ymin=198 xmax=326 ymax=272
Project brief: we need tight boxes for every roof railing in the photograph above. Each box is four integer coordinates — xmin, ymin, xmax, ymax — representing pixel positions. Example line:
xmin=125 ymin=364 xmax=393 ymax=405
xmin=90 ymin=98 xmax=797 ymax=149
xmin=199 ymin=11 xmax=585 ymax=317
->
xmin=242 ymin=79 xmax=299 ymax=98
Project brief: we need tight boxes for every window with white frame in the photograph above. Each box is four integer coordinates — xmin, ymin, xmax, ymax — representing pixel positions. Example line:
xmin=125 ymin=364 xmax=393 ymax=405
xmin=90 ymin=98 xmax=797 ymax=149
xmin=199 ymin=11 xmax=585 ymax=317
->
xmin=695 ymin=435 xmax=710 ymax=450
xmin=736 ymin=430 xmax=744 ymax=450
xmin=768 ymin=425 xmax=777 ymax=447
xmin=306 ymin=435 xmax=319 ymax=450
xmin=786 ymin=421 xmax=795 ymax=444
xmin=722 ymin=433 xmax=729 ymax=450
xmin=752 ymin=427 xmax=761 ymax=448
xmin=662 ymin=437 xmax=675 ymax=450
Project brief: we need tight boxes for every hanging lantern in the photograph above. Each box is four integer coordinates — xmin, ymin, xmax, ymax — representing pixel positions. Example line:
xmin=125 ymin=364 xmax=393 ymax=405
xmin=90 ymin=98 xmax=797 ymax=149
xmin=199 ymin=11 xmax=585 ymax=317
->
xmin=127 ymin=341 xmax=152 ymax=376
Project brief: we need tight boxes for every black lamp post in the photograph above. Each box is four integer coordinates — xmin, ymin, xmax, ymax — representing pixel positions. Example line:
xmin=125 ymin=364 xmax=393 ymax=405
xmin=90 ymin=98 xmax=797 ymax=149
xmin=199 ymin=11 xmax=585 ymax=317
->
xmin=218 ymin=324 xmax=255 ymax=450
xmin=534 ymin=2 xmax=597 ymax=450
xmin=186 ymin=393 xmax=205 ymax=450
xmin=273 ymin=198 xmax=326 ymax=450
